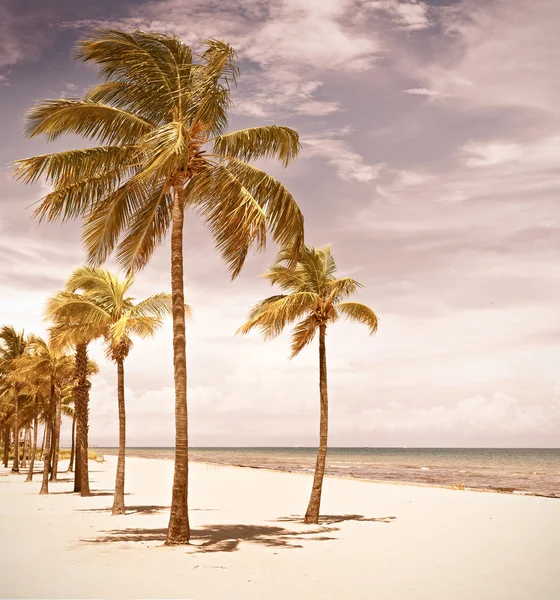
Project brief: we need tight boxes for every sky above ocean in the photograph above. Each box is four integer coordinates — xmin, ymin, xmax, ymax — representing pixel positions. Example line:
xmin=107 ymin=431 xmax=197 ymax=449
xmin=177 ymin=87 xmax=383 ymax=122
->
xmin=0 ymin=0 xmax=558 ymax=447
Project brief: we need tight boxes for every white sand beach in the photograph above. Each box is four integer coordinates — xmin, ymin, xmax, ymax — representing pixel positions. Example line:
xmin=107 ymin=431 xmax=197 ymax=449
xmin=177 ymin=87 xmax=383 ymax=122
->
xmin=1 ymin=456 xmax=558 ymax=599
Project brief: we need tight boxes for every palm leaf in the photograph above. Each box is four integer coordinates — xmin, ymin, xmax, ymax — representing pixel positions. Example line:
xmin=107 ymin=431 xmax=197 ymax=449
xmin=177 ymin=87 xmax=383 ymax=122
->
xmin=338 ymin=302 xmax=379 ymax=334
xmin=214 ymin=126 xmax=300 ymax=167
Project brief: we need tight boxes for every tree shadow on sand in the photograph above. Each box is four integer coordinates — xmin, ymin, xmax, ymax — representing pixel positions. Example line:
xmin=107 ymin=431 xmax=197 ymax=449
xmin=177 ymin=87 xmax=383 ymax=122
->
xmin=83 ymin=522 xmax=338 ymax=552
xmin=52 ymin=489 xmax=121 ymax=497
xmin=77 ymin=504 xmax=170 ymax=515
xmin=275 ymin=514 xmax=397 ymax=525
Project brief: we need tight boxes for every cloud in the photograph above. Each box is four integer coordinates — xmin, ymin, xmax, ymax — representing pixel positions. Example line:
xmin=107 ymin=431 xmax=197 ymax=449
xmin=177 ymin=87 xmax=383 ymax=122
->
xmin=302 ymin=130 xmax=383 ymax=183
xmin=368 ymin=0 xmax=431 ymax=31
xmin=62 ymin=0 xmax=382 ymax=117
xmin=403 ymin=87 xmax=444 ymax=97
xmin=0 ymin=4 xmax=49 ymax=70
xmin=361 ymin=391 xmax=560 ymax=435
xmin=462 ymin=136 xmax=560 ymax=169
xmin=402 ymin=0 xmax=560 ymax=112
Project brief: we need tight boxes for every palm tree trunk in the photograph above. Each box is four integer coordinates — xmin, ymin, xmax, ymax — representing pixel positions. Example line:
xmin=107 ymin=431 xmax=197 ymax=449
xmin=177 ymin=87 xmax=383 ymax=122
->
xmin=74 ymin=342 xmax=91 ymax=496
xmin=74 ymin=437 xmax=81 ymax=492
xmin=40 ymin=423 xmax=46 ymax=459
xmin=11 ymin=384 xmax=19 ymax=472
xmin=26 ymin=402 xmax=39 ymax=482
xmin=40 ymin=386 xmax=55 ymax=495
xmin=304 ymin=324 xmax=329 ymax=524
xmin=166 ymin=181 xmax=190 ymax=545
xmin=50 ymin=393 xmax=62 ymax=481
xmin=21 ymin=428 xmax=28 ymax=469
xmin=67 ymin=413 xmax=76 ymax=472
xmin=3 ymin=426 xmax=9 ymax=467
xmin=112 ymin=358 xmax=127 ymax=515
xmin=40 ymin=419 xmax=51 ymax=495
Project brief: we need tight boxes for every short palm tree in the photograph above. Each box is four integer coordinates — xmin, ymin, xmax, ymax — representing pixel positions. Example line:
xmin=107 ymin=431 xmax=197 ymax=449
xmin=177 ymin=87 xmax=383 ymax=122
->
xmin=13 ymin=336 xmax=74 ymax=492
xmin=14 ymin=29 xmax=304 ymax=544
xmin=58 ymin=266 xmax=175 ymax=514
xmin=238 ymin=245 xmax=378 ymax=523
xmin=0 ymin=326 xmax=29 ymax=472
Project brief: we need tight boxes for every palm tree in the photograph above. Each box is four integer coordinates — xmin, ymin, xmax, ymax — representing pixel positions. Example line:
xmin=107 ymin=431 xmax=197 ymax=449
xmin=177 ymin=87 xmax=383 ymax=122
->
xmin=12 ymin=336 xmax=74 ymax=493
xmin=238 ymin=245 xmax=378 ymax=524
xmin=0 ymin=326 xmax=29 ymax=472
xmin=45 ymin=293 xmax=105 ymax=496
xmin=61 ymin=266 xmax=175 ymax=514
xmin=14 ymin=29 xmax=304 ymax=544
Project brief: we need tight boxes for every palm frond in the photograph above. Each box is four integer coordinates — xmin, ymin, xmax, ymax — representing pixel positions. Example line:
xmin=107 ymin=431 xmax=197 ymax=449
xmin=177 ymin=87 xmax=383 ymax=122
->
xmin=222 ymin=158 xmax=304 ymax=263
xmin=115 ymin=183 xmax=173 ymax=273
xmin=12 ymin=145 xmax=137 ymax=186
xmin=214 ymin=126 xmax=300 ymax=167
xmin=290 ymin=315 xmax=319 ymax=358
xmin=24 ymin=99 xmax=154 ymax=144
xmin=237 ymin=292 xmax=316 ymax=339
xmin=193 ymin=164 xmax=267 ymax=278
xmin=337 ymin=302 xmax=379 ymax=334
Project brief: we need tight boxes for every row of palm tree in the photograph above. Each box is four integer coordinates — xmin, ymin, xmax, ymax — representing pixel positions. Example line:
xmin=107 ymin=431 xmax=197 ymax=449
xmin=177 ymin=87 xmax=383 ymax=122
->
xmin=9 ymin=29 xmax=377 ymax=542
xmin=0 ymin=267 xmax=173 ymax=512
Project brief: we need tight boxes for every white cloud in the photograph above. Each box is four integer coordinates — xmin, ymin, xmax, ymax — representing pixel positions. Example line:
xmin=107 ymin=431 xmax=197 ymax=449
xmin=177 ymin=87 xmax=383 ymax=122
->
xmin=63 ymin=0 xmax=381 ymax=117
xmin=302 ymin=130 xmax=382 ymax=182
xmin=361 ymin=391 xmax=560 ymax=435
xmin=405 ymin=0 xmax=560 ymax=112
xmin=368 ymin=0 xmax=430 ymax=31
xmin=403 ymin=87 xmax=444 ymax=97
xmin=462 ymin=136 xmax=560 ymax=169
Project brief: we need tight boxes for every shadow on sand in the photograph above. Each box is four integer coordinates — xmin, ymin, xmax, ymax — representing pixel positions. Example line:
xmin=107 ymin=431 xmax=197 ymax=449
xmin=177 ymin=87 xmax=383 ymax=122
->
xmin=275 ymin=514 xmax=397 ymax=525
xmin=82 ymin=513 xmax=396 ymax=553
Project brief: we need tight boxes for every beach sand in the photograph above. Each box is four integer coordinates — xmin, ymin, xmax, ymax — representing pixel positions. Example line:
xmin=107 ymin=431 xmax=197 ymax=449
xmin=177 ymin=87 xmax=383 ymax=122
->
xmin=1 ymin=456 xmax=558 ymax=599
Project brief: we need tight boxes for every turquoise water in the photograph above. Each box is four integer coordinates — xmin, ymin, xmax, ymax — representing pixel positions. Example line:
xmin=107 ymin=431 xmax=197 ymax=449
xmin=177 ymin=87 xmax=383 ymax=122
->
xmin=98 ymin=447 xmax=560 ymax=497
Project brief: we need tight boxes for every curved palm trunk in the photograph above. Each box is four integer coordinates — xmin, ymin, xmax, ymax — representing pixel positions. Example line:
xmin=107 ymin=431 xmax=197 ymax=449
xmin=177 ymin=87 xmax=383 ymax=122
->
xmin=112 ymin=358 xmax=127 ymax=515
xmin=304 ymin=324 xmax=329 ymax=524
xmin=40 ymin=385 xmax=55 ymax=495
xmin=166 ymin=182 xmax=190 ymax=545
xmin=26 ymin=402 xmax=39 ymax=482
xmin=11 ymin=384 xmax=19 ymax=472
xmin=75 ymin=342 xmax=91 ymax=496
xmin=50 ymin=393 xmax=62 ymax=481
xmin=67 ymin=414 xmax=76 ymax=472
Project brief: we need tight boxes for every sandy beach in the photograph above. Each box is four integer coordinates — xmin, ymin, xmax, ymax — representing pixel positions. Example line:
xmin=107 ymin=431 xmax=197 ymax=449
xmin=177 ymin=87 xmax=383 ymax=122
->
xmin=1 ymin=456 xmax=558 ymax=599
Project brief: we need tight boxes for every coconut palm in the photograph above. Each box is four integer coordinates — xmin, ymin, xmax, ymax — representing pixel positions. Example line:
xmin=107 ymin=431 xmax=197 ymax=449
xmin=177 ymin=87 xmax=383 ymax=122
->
xmin=60 ymin=266 xmax=175 ymax=514
xmin=12 ymin=336 xmax=74 ymax=492
xmin=0 ymin=326 xmax=29 ymax=472
xmin=45 ymin=291 xmax=106 ymax=496
xmin=238 ymin=245 xmax=378 ymax=523
xmin=13 ymin=29 xmax=304 ymax=544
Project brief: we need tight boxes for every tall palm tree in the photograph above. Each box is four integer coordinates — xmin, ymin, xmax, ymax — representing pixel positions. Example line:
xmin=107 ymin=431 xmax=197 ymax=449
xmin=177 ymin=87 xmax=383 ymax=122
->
xmin=61 ymin=266 xmax=175 ymax=514
xmin=0 ymin=326 xmax=29 ymax=472
xmin=14 ymin=29 xmax=304 ymax=544
xmin=238 ymin=245 xmax=378 ymax=524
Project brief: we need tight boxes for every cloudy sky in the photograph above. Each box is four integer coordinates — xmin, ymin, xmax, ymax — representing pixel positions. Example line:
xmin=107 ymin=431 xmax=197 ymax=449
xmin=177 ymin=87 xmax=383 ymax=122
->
xmin=1 ymin=0 xmax=558 ymax=447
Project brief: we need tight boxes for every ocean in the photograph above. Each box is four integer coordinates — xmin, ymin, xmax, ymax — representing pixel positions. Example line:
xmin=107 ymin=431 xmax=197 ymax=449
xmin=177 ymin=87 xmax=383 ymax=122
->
xmin=97 ymin=447 xmax=560 ymax=498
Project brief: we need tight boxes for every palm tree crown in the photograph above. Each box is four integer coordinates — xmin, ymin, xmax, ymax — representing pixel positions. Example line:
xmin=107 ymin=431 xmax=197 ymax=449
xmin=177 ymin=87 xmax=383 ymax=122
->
xmin=48 ymin=266 xmax=175 ymax=362
xmin=238 ymin=245 xmax=378 ymax=355
xmin=12 ymin=29 xmax=304 ymax=276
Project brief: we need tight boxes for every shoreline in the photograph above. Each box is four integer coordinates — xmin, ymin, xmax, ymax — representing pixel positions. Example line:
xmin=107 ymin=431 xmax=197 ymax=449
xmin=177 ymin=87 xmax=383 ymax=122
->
xmin=98 ymin=448 xmax=560 ymax=499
